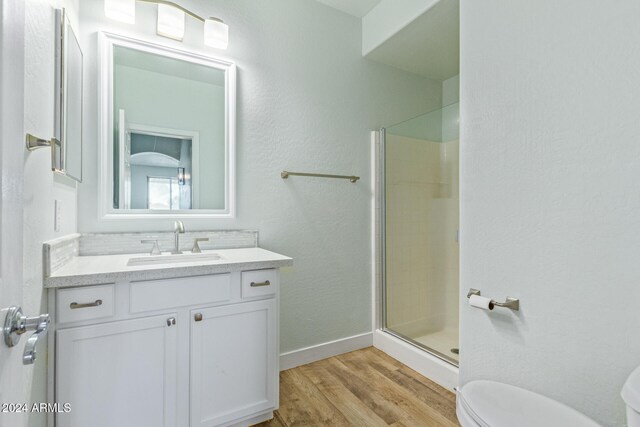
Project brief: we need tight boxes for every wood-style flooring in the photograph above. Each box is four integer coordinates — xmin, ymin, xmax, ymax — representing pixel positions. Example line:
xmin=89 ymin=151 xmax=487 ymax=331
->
xmin=255 ymin=346 xmax=459 ymax=427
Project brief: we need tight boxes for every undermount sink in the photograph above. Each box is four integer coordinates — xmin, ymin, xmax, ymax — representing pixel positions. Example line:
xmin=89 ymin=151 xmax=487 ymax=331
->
xmin=127 ymin=252 xmax=223 ymax=267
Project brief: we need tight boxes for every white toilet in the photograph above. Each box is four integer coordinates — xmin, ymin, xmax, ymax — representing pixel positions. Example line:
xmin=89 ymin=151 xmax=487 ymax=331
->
xmin=456 ymin=380 xmax=601 ymax=427
xmin=622 ymin=366 xmax=640 ymax=426
xmin=457 ymin=366 xmax=640 ymax=427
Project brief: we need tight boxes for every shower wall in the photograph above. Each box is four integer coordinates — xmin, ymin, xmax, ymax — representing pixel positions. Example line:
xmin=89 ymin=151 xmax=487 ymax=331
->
xmin=383 ymin=86 xmax=460 ymax=362
xmin=385 ymin=135 xmax=445 ymax=335
xmin=385 ymin=120 xmax=459 ymax=342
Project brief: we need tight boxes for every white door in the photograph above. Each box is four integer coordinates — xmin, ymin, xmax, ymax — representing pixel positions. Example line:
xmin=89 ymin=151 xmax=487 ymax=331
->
xmin=118 ymin=108 xmax=131 ymax=209
xmin=0 ymin=2 xmax=27 ymax=424
xmin=56 ymin=314 xmax=179 ymax=427
xmin=190 ymin=299 xmax=277 ymax=427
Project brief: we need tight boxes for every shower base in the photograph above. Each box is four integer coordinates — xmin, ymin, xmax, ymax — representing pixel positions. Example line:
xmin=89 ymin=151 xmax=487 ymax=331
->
xmin=413 ymin=327 xmax=459 ymax=363
xmin=373 ymin=329 xmax=458 ymax=391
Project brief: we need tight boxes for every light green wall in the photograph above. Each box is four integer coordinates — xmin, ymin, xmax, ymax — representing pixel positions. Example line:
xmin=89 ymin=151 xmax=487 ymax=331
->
xmin=79 ymin=0 xmax=444 ymax=354
xmin=442 ymin=74 xmax=459 ymax=105
xmin=387 ymin=75 xmax=460 ymax=142
xmin=461 ymin=2 xmax=640 ymax=425
xmin=387 ymin=107 xmax=444 ymax=141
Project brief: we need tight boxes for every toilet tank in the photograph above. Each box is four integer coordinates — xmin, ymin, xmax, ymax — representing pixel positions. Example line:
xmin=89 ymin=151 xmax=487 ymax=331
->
xmin=622 ymin=366 xmax=640 ymax=427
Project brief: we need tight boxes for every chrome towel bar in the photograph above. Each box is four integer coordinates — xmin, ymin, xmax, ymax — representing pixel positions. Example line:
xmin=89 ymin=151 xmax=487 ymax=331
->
xmin=467 ymin=288 xmax=520 ymax=311
xmin=281 ymin=170 xmax=360 ymax=183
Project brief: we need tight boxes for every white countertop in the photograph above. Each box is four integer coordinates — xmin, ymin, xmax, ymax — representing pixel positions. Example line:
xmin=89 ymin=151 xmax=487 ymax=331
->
xmin=45 ymin=247 xmax=293 ymax=288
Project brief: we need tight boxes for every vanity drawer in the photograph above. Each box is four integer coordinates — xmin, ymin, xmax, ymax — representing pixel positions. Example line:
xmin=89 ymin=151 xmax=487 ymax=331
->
xmin=130 ymin=274 xmax=231 ymax=313
xmin=242 ymin=269 xmax=277 ymax=299
xmin=57 ymin=284 xmax=115 ymax=324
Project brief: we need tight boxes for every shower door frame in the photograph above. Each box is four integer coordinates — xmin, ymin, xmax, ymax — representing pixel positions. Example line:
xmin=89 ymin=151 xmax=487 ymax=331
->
xmin=378 ymin=128 xmax=459 ymax=367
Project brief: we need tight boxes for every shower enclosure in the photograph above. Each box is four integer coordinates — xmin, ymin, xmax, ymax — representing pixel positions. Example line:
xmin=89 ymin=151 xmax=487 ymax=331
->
xmin=380 ymin=102 xmax=460 ymax=365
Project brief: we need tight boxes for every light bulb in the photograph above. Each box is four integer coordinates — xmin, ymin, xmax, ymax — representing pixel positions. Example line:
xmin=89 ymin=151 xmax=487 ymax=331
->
xmin=204 ymin=18 xmax=229 ymax=49
xmin=157 ymin=4 xmax=185 ymax=41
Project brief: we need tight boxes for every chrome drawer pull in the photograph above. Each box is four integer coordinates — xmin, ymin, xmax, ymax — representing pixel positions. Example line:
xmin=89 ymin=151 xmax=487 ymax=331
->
xmin=69 ymin=299 xmax=103 ymax=309
xmin=250 ymin=280 xmax=271 ymax=287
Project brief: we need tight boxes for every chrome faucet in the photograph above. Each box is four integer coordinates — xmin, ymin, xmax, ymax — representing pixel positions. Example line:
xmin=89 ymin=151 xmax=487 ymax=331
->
xmin=172 ymin=220 xmax=185 ymax=254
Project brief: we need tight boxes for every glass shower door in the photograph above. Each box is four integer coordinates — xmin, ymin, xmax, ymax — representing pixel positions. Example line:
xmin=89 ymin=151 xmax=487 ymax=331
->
xmin=382 ymin=102 xmax=460 ymax=365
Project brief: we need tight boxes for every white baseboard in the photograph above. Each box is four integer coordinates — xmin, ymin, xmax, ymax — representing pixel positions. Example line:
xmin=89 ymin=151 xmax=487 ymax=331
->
xmin=373 ymin=329 xmax=458 ymax=392
xmin=280 ymin=332 xmax=373 ymax=371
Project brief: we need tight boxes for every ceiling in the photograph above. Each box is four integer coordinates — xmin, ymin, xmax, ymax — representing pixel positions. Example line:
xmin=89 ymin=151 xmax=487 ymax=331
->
xmin=315 ymin=0 xmax=459 ymax=81
xmin=314 ymin=0 xmax=382 ymax=18
xmin=365 ymin=0 xmax=459 ymax=80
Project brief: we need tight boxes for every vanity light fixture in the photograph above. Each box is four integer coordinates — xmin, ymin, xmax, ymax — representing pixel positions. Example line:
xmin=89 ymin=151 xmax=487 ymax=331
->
xmin=156 ymin=4 xmax=185 ymax=41
xmin=104 ymin=0 xmax=229 ymax=49
xmin=204 ymin=17 xmax=229 ymax=50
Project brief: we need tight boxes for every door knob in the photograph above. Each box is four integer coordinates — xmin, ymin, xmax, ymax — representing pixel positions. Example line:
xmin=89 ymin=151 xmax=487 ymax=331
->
xmin=3 ymin=306 xmax=50 ymax=365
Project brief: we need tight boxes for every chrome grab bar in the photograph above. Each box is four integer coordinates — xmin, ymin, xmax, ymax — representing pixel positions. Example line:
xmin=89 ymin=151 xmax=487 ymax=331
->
xmin=70 ymin=299 xmax=103 ymax=309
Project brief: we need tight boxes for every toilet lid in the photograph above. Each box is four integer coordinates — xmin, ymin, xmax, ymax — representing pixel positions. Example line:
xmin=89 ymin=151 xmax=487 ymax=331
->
xmin=458 ymin=380 xmax=601 ymax=427
xmin=622 ymin=365 xmax=640 ymax=411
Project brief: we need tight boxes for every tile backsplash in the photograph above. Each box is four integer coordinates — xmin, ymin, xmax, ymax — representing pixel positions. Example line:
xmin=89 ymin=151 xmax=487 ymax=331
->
xmin=79 ymin=230 xmax=258 ymax=256
xmin=43 ymin=233 xmax=80 ymax=277
xmin=43 ymin=230 xmax=258 ymax=276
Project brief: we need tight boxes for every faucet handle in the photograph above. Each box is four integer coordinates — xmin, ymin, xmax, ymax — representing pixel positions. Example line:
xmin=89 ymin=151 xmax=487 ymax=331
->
xmin=141 ymin=239 xmax=161 ymax=255
xmin=192 ymin=238 xmax=209 ymax=253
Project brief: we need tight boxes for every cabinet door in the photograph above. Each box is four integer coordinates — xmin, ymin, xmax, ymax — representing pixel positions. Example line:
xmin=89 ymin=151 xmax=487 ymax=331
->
xmin=56 ymin=314 xmax=178 ymax=427
xmin=191 ymin=299 xmax=277 ymax=427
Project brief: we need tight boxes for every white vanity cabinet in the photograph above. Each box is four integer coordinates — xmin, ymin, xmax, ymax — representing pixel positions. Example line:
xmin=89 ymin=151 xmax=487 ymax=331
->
xmin=191 ymin=299 xmax=277 ymax=427
xmin=56 ymin=314 xmax=179 ymax=427
xmin=50 ymin=268 xmax=280 ymax=427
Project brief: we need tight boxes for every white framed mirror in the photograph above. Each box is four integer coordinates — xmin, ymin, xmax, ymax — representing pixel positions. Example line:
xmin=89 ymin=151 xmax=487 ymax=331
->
xmin=98 ymin=32 xmax=236 ymax=219
xmin=54 ymin=8 xmax=83 ymax=182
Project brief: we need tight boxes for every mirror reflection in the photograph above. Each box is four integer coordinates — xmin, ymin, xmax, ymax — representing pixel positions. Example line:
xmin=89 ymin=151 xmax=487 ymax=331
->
xmin=112 ymin=45 xmax=226 ymax=211
xmin=128 ymin=131 xmax=194 ymax=210
xmin=54 ymin=9 xmax=83 ymax=181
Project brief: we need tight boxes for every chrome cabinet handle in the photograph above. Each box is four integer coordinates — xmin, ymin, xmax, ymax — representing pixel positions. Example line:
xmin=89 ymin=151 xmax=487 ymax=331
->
xmin=166 ymin=317 xmax=176 ymax=327
xmin=70 ymin=299 xmax=103 ymax=309
xmin=250 ymin=280 xmax=271 ymax=287
xmin=194 ymin=313 xmax=203 ymax=322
